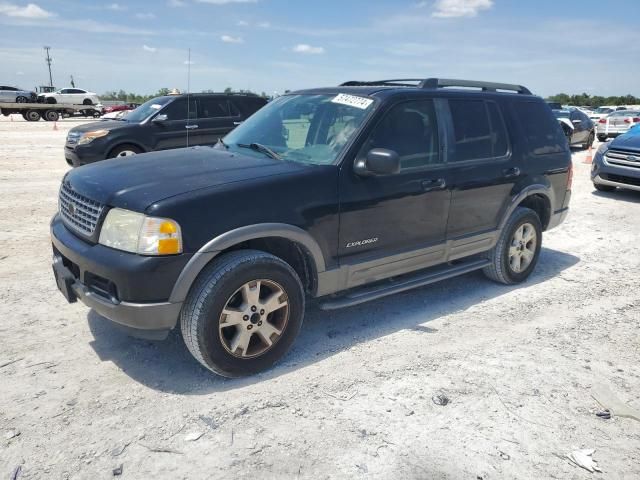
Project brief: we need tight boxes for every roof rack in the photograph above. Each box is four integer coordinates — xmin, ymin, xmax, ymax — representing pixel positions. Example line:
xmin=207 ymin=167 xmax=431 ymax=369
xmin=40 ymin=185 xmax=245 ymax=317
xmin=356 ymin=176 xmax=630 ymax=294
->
xmin=340 ymin=77 xmax=532 ymax=95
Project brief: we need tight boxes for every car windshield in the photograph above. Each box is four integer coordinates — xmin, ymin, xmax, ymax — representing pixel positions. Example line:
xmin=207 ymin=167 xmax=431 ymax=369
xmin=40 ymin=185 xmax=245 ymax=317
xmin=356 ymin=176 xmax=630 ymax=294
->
xmin=594 ymin=108 xmax=613 ymax=114
xmin=610 ymin=110 xmax=640 ymax=117
xmin=553 ymin=110 xmax=570 ymax=119
xmin=125 ymin=96 xmax=174 ymax=123
xmin=222 ymin=94 xmax=375 ymax=165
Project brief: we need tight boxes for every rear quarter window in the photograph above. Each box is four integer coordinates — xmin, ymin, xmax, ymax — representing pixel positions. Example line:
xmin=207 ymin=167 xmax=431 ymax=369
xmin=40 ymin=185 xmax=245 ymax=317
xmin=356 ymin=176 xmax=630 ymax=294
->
xmin=513 ymin=101 xmax=566 ymax=155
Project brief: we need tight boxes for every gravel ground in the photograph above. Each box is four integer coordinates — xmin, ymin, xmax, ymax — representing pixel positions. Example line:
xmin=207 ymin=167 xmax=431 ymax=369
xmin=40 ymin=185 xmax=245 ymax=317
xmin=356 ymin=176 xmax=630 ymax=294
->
xmin=1 ymin=115 xmax=639 ymax=480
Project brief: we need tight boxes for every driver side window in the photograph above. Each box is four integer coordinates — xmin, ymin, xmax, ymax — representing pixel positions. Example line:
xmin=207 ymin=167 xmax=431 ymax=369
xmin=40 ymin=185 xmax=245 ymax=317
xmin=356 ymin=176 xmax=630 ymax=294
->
xmin=360 ymin=99 xmax=441 ymax=170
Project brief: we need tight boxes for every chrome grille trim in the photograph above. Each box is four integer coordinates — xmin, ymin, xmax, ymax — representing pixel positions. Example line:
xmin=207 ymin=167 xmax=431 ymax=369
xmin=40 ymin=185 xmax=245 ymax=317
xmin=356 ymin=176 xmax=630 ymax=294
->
xmin=59 ymin=183 xmax=104 ymax=236
xmin=605 ymin=149 xmax=640 ymax=169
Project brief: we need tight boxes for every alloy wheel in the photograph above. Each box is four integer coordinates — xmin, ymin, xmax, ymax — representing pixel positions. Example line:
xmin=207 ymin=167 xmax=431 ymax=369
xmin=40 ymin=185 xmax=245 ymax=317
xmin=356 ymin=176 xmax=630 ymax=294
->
xmin=508 ymin=222 xmax=537 ymax=273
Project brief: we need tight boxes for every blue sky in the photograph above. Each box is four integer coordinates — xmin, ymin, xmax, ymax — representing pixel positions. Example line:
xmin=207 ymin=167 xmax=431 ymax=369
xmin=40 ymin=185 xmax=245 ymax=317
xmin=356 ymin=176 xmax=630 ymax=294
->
xmin=1 ymin=0 xmax=639 ymax=97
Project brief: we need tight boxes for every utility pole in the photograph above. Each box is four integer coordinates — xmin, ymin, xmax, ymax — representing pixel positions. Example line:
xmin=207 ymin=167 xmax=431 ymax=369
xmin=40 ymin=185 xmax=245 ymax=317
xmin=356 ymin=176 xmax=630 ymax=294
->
xmin=44 ymin=46 xmax=53 ymax=87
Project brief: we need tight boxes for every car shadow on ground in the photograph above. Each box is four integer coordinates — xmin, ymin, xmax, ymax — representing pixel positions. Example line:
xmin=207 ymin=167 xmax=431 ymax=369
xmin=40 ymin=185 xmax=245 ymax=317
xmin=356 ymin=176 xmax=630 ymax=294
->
xmin=88 ymin=247 xmax=579 ymax=394
xmin=592 ymin=189 xmax=640 ymax=204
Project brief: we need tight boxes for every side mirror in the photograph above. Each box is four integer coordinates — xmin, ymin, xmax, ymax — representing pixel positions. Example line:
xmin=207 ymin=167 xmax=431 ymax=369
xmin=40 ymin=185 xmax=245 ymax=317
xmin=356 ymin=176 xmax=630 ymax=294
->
xmin=354 ymin=148 xmax=401 ymax=176
xmin=153 ymin=114 xmax=168 ymax=123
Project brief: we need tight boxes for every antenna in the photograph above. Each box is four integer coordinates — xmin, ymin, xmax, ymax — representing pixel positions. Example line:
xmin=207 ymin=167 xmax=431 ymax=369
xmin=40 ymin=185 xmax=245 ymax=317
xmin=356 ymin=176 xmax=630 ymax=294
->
xmin=70 ymin=75 xmax=75 ymax=88
xmin=186 ymin=48 xmax=191 ymax=148
xmin=44 ymin=46 xmax=53 ymax=87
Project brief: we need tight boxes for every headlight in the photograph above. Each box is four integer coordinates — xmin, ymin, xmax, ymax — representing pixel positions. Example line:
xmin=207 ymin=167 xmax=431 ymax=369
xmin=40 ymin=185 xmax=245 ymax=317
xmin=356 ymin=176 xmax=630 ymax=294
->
xmin=77 ymin=129 xmax=109 ymax=145
xmin=98 ymin=208 xmax=182 ymax=255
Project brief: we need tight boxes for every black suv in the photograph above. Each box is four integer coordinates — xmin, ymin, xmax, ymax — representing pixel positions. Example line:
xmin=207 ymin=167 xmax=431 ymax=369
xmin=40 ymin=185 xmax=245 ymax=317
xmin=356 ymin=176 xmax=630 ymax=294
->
xmin=64 ymin=93 xmax=267 ymax=166
xmin=51 ymin=78 xmax=572 ymax=377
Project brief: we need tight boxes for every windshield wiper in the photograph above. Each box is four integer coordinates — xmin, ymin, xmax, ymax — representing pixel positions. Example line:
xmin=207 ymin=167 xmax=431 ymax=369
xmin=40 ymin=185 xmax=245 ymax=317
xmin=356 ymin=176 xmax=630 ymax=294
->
xmin=237 ymin=143 xmax=282 ymax=161
xmin=217 ymin=137 xmax=229 ymax=149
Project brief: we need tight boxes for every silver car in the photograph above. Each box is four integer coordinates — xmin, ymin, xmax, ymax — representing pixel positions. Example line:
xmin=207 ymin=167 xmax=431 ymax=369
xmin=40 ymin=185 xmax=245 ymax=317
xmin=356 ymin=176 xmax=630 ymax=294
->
xmin=596 ymin=110 xmax=640 ymax=141
xmin=0 ymin=85 xmax=37 ymax=103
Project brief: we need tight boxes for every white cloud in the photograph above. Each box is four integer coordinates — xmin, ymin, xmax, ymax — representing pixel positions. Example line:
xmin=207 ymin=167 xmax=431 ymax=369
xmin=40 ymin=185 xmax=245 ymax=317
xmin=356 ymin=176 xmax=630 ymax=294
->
xmin=0 ymin=2 xmax=53 ymax=18
xmin=236 ymin=20 xmax=248 ymax=26
xmin=196 ymin=0 xmax=257 ymax=4
xmin=142 ymin=44 xmax=157 ymax=52
xmin=135 ymin=12 xmax=156 ymax=19
xmin=167 ymin=0 xmax=186 ymax=6
xmin=292 ymin=44 xmax=325 ymax=55
xmin=257 ymin=21 xmax=270 ymax=28
xmin=221 ymin=34 xmax=243 ymax=43
xmin=107 ymin=2 xmax=126 ymax=11
xmin=432 ymin=0 xmax=493 ymax=18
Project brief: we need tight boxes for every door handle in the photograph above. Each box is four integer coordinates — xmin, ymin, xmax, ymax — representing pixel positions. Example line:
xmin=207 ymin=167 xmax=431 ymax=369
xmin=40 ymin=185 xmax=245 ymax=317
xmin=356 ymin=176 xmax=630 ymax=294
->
xmin=233 ymin=121 xmax=243 ymax=126
xmin=421 ymin=178 xmax=446 ymax=192
xmin=185 ymin=124 xmax=199 ymax=130
xmin=503 ymin=167 xmax=521 ymax=179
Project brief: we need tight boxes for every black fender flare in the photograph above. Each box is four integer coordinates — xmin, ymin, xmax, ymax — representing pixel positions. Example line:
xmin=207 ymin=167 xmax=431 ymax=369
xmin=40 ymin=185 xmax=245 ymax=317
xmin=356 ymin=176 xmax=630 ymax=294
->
xmin=169 ymin=223 xmax=326 ymax=303
xmin=498 ymin=184 xmax=555 ymax=233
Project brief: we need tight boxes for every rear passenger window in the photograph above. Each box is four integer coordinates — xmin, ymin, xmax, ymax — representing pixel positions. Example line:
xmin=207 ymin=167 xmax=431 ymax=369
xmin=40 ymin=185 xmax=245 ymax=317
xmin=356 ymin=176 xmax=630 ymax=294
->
xmin=513 ymin=101 xmax=566 ymax=155
xmin=199 ymin=98 xmax=230 ymax=118
xmin=448 ymin=100 xmax=493 ymax=161
xmin=487 ymin=102 xmax=509 ymax=157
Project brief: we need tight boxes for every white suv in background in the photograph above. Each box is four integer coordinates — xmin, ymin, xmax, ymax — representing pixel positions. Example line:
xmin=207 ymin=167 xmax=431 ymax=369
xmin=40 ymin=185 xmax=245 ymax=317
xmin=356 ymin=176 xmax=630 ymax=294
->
xmin=38 ymin=88 xmax=100 ymax=105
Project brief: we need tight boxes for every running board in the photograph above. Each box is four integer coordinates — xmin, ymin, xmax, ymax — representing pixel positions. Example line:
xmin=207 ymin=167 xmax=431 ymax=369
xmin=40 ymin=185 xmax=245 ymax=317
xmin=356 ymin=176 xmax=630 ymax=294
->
xmin=318 ymin=258 xmax=491 ymax=311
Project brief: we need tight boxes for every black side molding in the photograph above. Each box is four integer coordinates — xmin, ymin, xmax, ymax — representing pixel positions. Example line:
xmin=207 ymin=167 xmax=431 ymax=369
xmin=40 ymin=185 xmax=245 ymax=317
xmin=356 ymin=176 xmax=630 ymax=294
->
xmin=319 ymin=258 xmax=490 ymax=310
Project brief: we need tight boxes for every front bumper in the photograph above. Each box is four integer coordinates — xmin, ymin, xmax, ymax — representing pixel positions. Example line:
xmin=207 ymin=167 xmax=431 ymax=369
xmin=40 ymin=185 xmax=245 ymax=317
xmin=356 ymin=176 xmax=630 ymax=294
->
xmin=591 ymin=152 xmax=640 ymax=192
xmin=64 ymin=145 xmax=106 ymax=167
xmin=51 ymin=214 xmax=191 ymax=337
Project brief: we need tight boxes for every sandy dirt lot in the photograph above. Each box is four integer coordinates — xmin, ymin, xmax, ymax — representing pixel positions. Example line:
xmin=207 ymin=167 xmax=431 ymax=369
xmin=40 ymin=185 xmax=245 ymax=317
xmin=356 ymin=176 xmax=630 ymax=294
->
xmin=1 ymin=115 xmax=639 ymax=480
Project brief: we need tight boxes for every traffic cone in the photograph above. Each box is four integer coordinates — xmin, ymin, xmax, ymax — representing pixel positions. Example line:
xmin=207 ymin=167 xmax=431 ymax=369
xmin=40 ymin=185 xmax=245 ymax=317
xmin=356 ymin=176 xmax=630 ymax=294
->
xmin=53 ymin=121 xmax=58 ymax=131
xmin=584 ymin=145 xmax=593 ymax=164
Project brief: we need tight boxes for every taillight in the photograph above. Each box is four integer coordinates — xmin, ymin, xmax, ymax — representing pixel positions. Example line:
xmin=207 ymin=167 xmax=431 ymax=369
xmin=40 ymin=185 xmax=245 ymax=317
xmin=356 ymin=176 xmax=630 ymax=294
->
xmin=624 ymin=118 xmax=631 ymax=124
xmin=567 ymin=161 xmax=573 ymax=190
xmin=599 ymin=118 xmax=607 ymax=124
xmin=633 ymin=117 xmax=640 ymax=123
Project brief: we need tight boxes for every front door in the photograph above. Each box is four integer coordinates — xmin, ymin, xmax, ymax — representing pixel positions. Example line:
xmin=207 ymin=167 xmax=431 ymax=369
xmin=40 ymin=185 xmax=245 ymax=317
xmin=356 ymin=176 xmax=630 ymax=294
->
xmin=153 ymin=97 xmax=198 ymax=150
xmin=338 ymin=98 xmax=451 ymax=280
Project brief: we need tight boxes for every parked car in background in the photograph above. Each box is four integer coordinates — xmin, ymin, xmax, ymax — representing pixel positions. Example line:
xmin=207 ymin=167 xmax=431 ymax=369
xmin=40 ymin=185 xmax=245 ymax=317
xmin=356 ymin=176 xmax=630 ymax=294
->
xmin=0 ymin=85 xmax=37 ymax=103
xmin=38 ymin=88 xmax=100 ymax=105
xmin=100 ymin=110 xmax=129 ymax=120
xmin=102 ymin=103 xmax=140 ymax=114
xmin=553 ymin=108 xmax=595 ymax=148
xmin=596 ymin=110 xmax=640 ymax=141
xmin=592 ymin=125 xmax=640 ymax=193
xmin=589 ymin=106 xmax=615 ymax=123
xmin=64 ymin=92 xmax=267 ymax=166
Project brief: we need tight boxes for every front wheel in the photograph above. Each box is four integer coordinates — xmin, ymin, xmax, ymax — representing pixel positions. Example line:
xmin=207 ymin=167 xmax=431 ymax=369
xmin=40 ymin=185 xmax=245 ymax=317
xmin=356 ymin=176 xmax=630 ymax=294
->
xmin=46 ymin=97 xmax=57 ymax=104
xmin=483 ymin=207 xmax=542 ymax=285
xmin=180 ymin=250 xmax=305 ymax=377
xmin=82 ymin=98 xmax=93 ymax=105
xmin=108 ymin=144 xmax=142 ymax=158
xmin=16 ymin=96 xmax=28 ymax=103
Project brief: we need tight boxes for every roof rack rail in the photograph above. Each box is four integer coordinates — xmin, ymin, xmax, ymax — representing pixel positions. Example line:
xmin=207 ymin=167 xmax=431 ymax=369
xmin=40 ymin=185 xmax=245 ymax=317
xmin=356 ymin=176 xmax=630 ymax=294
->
xmin=339 ymin=78 xmax=532 ymax=95
xmin=420 ymin=78 xmax=532 ymax=95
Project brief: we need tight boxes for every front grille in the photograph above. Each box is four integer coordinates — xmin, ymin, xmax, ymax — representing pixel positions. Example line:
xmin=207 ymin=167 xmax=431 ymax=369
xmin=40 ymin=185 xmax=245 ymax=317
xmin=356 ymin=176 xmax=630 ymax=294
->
xmin=605 ymin=174 xmax=640 ymax=187
xmin=59 ymin=183 xmax=104 ymax=236
xmin=605 ymin=149 xmax=640 ymax=169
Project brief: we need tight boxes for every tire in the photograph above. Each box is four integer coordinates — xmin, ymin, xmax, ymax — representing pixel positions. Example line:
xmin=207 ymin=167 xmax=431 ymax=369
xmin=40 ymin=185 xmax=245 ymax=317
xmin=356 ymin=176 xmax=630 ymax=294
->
xmin=180 ymin=250 xmax=305 ymax=377
xmin=108 ymin=144 xmax=142 ymax=158
xmin=43 ymin=110 xmax=59 ymax=122
xmin=46 ymin=97 xmax=57 ymax=104
xmin=82 ymin=99 xmax=93 ymax=105
xmin=594 ymin=183 xmax=615 ymax=192
xmin=93 ymin=110 xmax=101 ymax=118
xmin=16 ymin=96 xmax=28 ymax=103
xmin=21 ymin=112 xmax=28 ymax=120
xmin=582 ymin=131 xmax=595 ymax=149
xmin=25 ymin=110 xmax=41 ymax=122
xmin=483 ymin=207 xmax=542 ymax=285
xmin=597 ymin=134 xmax=607 ymax=142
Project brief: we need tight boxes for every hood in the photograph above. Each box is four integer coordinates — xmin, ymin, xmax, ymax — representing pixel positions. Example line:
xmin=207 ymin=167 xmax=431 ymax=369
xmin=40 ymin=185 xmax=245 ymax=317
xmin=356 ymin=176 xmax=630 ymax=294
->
xmin=69 ymin=120 xmax=130 ymax=133
xmin=609 ymin=128 xmax=640 ymax=153
xmin=64 ymin=146 xmax=307 ymax=212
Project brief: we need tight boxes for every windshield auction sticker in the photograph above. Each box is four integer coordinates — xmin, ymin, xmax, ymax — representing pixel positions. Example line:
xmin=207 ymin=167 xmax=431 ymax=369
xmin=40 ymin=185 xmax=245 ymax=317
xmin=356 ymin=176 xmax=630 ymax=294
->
xmin=331 ymin=93 xmax=374 ymax=110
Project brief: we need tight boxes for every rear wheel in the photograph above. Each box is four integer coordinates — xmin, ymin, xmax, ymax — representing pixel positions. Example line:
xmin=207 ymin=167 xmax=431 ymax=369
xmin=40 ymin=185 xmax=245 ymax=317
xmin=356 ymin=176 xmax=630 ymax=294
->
xmin=597 ymin=134 xmax=607 ymax=142
xmin=16 ymin=96 xmax=28 ymax=103
xmin=25 ymin=110 xmax=41 ymax=122
xmin=582 ymin=131 xmax=595 ymax=149
xmin=483 ymin=207 xmax=542 ymax=285
xmin=43 ymin=110 xmax=59 ymax=122
xmin=108 ymin=144 xmax=142 ymax=158
xmin=82 ymin=98 xmax=93 ymax=105
xmin=594 ymin=183 xmax=615 ymax=192
xmin=181 ymin=250 xmax=305 ymax=377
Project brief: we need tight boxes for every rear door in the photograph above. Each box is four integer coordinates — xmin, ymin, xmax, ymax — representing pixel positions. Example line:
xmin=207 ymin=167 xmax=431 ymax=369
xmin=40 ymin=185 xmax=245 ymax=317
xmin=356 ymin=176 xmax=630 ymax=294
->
xmin=444 ymin=98 xmax=516 ymax=239
xmin=569 ymin=110 xmax=588 ymax=143
xmin=152 ymin=97 xmax=199 ymax=150
xmin=194 ymin=96 xmax=241 ymax=145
